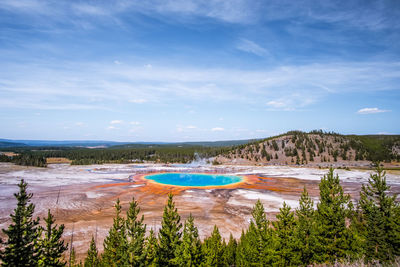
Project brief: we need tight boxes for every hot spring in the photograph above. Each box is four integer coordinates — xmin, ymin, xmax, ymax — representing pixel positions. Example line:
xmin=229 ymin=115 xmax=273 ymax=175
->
xmin=144 ymin=173 xmax=243 ymax=187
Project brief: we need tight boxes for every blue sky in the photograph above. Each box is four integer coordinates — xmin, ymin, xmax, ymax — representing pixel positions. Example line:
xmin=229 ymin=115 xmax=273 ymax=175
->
xmin=0 ymin=0 xmax=399 ymax=142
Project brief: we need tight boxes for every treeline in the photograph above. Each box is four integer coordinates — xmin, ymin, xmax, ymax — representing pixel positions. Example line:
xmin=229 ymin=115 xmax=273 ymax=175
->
xmin=1 ymin=167 xmax=400 ymax=266
xmin=0 ymin=153 xmax=47 ymax=167
xmin=0 ymin=145 xmax=230 ymax=166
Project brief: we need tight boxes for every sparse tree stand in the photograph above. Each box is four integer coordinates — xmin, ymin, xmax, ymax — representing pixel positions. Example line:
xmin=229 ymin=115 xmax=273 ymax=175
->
xmin=359 ymin=166 xmax=400 ymax=263
xmin=158 ymin=193 xmax=182 ymax=266
xmin=0 ymin=179 xmax=40 ymax=266
xmin=37 ymin=209 xmax=68 ymax=267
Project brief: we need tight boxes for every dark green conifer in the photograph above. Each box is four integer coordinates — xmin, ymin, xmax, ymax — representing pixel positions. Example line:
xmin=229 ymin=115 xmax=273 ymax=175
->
xmin=202 ymin=225 xmax=225 ymax=267
xmin=0 ymin=179 xmax=40 ymax=266
xmin=236 ymin=200 xmax=276 ymax=266
xmin=69 ymin=247 xmax=82 ymax=267
xmin=37 ymin=209 xmax=67 ymax=267
xmin=102 ymin=199 xmax=127 ymax=266
xmin=158 ymin=193 xmax=182 ymax=266
xmin=295 ymin=187 xmax=315 ymax=265
xmin=274 ymin=202 xmax=300 ymax=266
xmin=359 ymin=166 xmax=400 ymax=263
xmin=313 ymin=168 xmax=355 ymax=263
xmin=84 ymin=236 xmax=99 ymax=267
xmin=175 ymin=213 xmax=202 ymax=266
xmin=223 ymin=233 xmax=237 ymax=267
xmin=143 ymin=229 xmax=158 ymax=266
xmin=125 ymin=196 xmax=146 ymax=266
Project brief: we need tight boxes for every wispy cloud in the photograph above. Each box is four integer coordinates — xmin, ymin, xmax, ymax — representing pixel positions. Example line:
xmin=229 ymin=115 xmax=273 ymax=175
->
xmin=236 ymin=39 xmax=269 ymax=57
xmin=1 ymin=61 xmax=399 ymax=111
xmin=211 ymin=127 xmax=224 ymax=132
xmin=357 ymin=107 xmax=390 ymax=114
xmin=110 ymin=120 xmax=123 ymax=124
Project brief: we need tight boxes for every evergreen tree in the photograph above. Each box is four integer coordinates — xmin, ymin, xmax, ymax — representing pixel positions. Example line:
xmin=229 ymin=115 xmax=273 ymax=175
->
xmin=202 ymin=225 xmax=225 ymax=267
xmin=359 ymin=166 xmax=400 ymax=263
xmin=273 ymin=202 xmax=300 ymax=266
xmin=236 ymin=200 xmax=276 ymax=266
xmin=102 ymin=199 xmax=128 ymax=266
xmin=125 ymin=196 xmax=146 ymax=266
xmin=313 ymin=168 xmax=355 ymax=263
xmin=223 ymin=233 xmax=237 ymax=267
xmin=84 ymin=236 xmax=99 ymax=267
xmin=158 ymin=193 xmax=182 ymax=266
xmin=143 ymin=229 xmax=158 ymax=266
xmin=295 ymin=187 xmax=315 ymax=265
xmin=0 ymin=179 xmax=40 ymax=266
xmin=175 ymin=214 xmax=202 ymax=266
xmin=37 ymin=209 xmax=68 ymax=267
xmin=69 ymin=247 xmax=82 ymax=267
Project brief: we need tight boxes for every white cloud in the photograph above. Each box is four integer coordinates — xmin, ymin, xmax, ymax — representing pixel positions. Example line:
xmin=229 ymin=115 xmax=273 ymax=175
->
xmin=266 ymin=94 xmax=317 ymax=111
xmin=357 ymin=107 xmax=389 ymax=114
xmin=110 ymin=120 xmax=123 ymax=124
xmin=129 ymin=99 xmax=147 ymax=104
xmin=176 ymin=125 xmax=198 ymax=132
xmin=75 ymin=122 xmax=85 ymax=126
xmin=107 ymin=125 xmax=116 ymax=130
xmin=1 ymin=60 xmax=399 ymax=111
xmin=130 ymin=121 xmax=140 ymax=125
xmin=211 ymin=127 xmax=224 ymax=132
xmin=236 ymin=39 xmax=269 ymax=57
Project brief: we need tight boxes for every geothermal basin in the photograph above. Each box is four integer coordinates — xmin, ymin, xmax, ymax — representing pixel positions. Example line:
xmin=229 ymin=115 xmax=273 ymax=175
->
xmin=0 ymin=162 xmax=400 ymax=260
xmin=144 ymin=173 xmax=243 ymax=187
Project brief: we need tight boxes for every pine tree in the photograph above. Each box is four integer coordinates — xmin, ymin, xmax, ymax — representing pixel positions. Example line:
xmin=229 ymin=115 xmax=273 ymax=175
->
xmin=202 ymin=225 xmax=225 ymax=267
xmin=143 ymin=229 xmax=158 ymax=266
xmin=0 ymin=179 xmax=40 ymax=266
xmin=313 ymin=168 xmax=355 ymax=263
xmin=84 ymin=236 xmax=99 ymax=267
xmin=359 ymin=166 xmax=400 ymax=263
xmin=274 ymin=202 xmax=300 ymax=266
xmin=295 ymin=187 xmax=315 ymax=265
xmin=102 ymin=199 xmax=128 ymax=266
xmin=37 ymin=209 xmax=68 ymax=267
xmin=69 ymin=247 xmax=82 ymax=267
xmin=158 ymin=193 xmax=182 ymax=266
xmin=223 ymin=233 xmax=237 ymax=267
xmin=125 ymin=196 xmax=146 ymax=266
xmin=175 ymin=213 xmax=202 ymax=266
xmin=236 ymin=200 xmax=276 ymax=266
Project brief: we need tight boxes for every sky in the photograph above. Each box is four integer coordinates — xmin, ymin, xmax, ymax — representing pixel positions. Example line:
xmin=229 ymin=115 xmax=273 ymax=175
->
xmin=0 ymin=0 xmax=399 ymax=142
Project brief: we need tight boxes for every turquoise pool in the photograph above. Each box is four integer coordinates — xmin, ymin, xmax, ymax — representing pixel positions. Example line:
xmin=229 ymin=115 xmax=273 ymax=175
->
xmin=145 ymin=173 xmax=243 ymax=187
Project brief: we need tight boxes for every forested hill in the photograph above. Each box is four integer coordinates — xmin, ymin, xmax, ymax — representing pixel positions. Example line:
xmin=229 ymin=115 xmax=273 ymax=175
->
xmin=214 ymin=130 xmax=400 ymax=166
